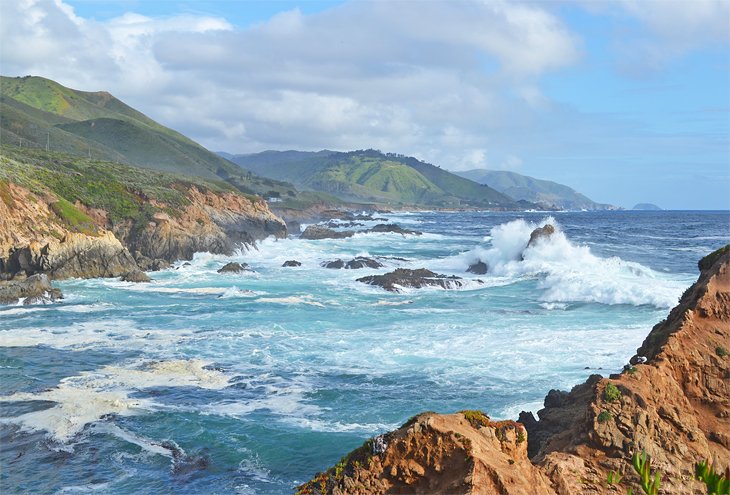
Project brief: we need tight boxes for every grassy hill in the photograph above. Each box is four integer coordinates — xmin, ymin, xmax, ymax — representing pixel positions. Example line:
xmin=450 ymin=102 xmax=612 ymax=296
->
xmin=457 ymin=169 xmax=613 ymax=210
xmin=227 ymin=149 xmax=523 ymax=208
xmin=0 ymin=75 xmax=323 ymax=204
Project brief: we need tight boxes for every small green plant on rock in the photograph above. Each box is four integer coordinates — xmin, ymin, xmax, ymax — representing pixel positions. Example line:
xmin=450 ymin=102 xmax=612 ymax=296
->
xmin=603 ymin=382 xmax=622 ymax=403
xmin=629 ymin=451 xmax=661 ymax=495
xmin=598 ymin=410 xmax=613 ymax=423
xmin=460 ymin=410 xmax=490 ymax=429
xmin=695 ymin=459 xmax=730 ymax=494
xmin=607 ymin=470 xmax=622 ymax=486
xmin=716 ymin=346 xmax=728 ymax=358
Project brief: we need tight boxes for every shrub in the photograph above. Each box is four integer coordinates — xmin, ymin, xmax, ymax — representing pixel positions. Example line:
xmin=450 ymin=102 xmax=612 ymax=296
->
xmin=716 ymin=346 xmax=728 ymax=358
xmin=460 ymin=410 xmax=490 ymax=429
xmin=598 ymin=410 xmax=613 ymax=423
xmin=603 ymin=382 xmax=622 ymax=403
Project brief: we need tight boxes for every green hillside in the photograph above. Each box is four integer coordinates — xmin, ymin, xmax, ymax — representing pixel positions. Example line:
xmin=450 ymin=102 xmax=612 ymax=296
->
xmin=456 ymin=169 xmax=612 ymax=210
xmin=227 ymin=149 xmax=521 ymax=208
xmin=0 ymin=75 xmax=317 ymax=203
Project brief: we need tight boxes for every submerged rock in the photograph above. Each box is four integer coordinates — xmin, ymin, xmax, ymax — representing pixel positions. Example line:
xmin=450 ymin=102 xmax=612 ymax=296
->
xmin=466 ymin=261 xmax=488 ymax=275
xmin=217 ymin=262 xmax=250 ymax=273
xmin=282 ymin=260 xmax=302 ymax=267
xmin=0 ymin=274 xmax=63 ymax=305
xmin=300 ymin=225 xmax=355 ymax=240
xmin=367 ymin=223 xmax=422 ymax=236
xmin=120 ymin=270 xmax=151 ymax=283
xmin=357 ymin=268 xmax=470 ymax=292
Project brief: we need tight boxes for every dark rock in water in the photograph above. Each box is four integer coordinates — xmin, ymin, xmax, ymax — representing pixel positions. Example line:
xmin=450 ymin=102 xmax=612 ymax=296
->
xmin=325 ymin=221 xmax=364 ymax=229
xmin=300 ymin=225 xmax=355 ymax=240
xmin=217 ymin=262 xmax=250 ymax=273
xmin=282 ymin=260 xmax=302 ymax=267
xmin=357 ymin=268 xmax=473 ymax=292
xmin=323 ymin=257 xmax=384 ymax=269
xmin=0 ymin=274 xmax=63 ymax=305
xmin=367 ymin=224 xmax=422 ymax=236
xmin=160 ymin=440 xmax=210 ymax=476
xmin=345 ymin=257 xmax=384 ymax=269
xmin=120 ymin=270 xmax=151 ymax=283
xmin=134 ymin=251 xmax=171 ymax=272
xmin=322 ymin=259 xmax=345 ymax=269
xmin=467 ymin=261 xmax=488 ymax=274
xmin=526 ymin=224 xmax=555 ymax=249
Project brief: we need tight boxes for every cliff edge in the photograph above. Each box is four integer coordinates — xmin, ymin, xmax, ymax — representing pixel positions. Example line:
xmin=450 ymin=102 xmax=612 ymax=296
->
xmin=299 ymin=246 xmax=730 ymax=494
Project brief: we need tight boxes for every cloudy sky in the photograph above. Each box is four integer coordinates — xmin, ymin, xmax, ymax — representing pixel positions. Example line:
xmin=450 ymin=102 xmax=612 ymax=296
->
xmin=1 ymin=0 xmax=728 ymax=209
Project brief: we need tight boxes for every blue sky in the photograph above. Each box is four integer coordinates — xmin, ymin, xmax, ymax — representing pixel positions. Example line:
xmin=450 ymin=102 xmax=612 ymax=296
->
xmin=2 ymin=0 xmax=728 ymax=209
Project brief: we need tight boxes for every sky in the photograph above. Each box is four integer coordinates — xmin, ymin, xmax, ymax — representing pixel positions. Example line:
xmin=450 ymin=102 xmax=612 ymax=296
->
xmin=1 ymin=0 xmax=728 ymax=209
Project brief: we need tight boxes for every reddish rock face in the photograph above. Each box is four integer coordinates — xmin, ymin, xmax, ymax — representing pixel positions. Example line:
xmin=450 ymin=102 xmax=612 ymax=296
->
xmin=300 ymin=247 xmax=730 ymax=495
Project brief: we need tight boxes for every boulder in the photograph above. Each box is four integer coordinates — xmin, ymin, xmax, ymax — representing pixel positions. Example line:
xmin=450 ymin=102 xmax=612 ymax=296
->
xmin=466 ymin=261 xmax=488 ymax=274
xmin=323 ymin=259 xmax=345 ymax=269
xmin=0 ymin=274 xmax=63 ymax=305
xmin=282 ymin=260 xmax=302 ymax=267
xmin=300 ymin=225 xmax=355 ymax=240
xmin=323 ymin=257 xmax=384 ymax=269
xmin=217 ymin=262 xmax=250 ymax=273
xmin=367 ymin=223 xmax=422 ymax=236
xmin=120 ymin=270 xmax=151 ymax=283
xmin=134 ymin=251 xmax=171 ymax=272
xmin=526 ymin=224 xmax=555 ymax=249
xmin=357 ymin=268 xmax=473 ymax=292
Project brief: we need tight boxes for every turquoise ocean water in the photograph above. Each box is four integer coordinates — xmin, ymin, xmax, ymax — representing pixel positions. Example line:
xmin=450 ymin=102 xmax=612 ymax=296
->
xmin=1 ymin=210 xmax=728 ymax=494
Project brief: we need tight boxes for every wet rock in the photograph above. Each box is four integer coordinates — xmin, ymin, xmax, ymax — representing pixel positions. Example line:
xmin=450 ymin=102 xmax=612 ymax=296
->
xmin=300 ymin=225 xmax=355 ymax=240
xmin=323 ymin=257 xmax=385 ymax=269
xmin=526 ymin=224 xmax=555 ymax=249
xmin=357 ymin=268 xmax=472 ymax=292
xmin=134 ymin=252 xmax=170 ymax=272
xmin=120 ymin=270 xmax=151 ymax=283
xmin=466 ymin=261 xmax=488 ymax=274
xmin=282 ymin=260 xmax=302 ymax=267
xmin=346 ymin=257 xmax=384 ymax=269
xmin=217 ymin=262 xmax=250 ymax=273
xmin=0 ymin=274 xmax=63 ymax=305
xmin=367 ymin=224 xmax=422 ymax=236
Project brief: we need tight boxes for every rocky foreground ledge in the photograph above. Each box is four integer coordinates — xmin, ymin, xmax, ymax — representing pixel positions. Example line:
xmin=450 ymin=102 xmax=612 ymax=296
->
xmin=298 ymin=246 xmax=730 ymax=495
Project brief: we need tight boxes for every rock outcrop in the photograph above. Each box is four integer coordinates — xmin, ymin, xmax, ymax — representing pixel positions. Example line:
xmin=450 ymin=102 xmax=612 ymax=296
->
xmin=120 ymin=270 xmax=151 ymax=283
xmin=323 ymin=257 xmax=384 ymax=269
xmin=0 ymin=274 xmax=63 ymax=305
xmin=0 ymin=182 xmax=285 ymax=281
xmin=357 ymin=268 xmax=474 ymax=292
xmin=300 ymin=225 xmax=355 ymax=240
xmin=296 ymin=411 xmax=553 ymax=495
xmin=283 ymin=260 xmax=302 ymax=267
xmin=122 ymin=187 xmax=286 ymax=262
xmin=217 ymin=262 xmax=251 ymax=273
xmin=368 ymin=224 xmax=422 ymax=236
xmin=467 ymin=261 xmax=488 ymax=275
xmin=304 ymin=247 xmax=730 ymax=494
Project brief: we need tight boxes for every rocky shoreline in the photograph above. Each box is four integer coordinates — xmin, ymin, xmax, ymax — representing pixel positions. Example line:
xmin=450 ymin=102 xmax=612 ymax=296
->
xmin=298 ymin=246 xmax=730 ymax=495
xmin=0 ymin=181 xmax=286 ymax=287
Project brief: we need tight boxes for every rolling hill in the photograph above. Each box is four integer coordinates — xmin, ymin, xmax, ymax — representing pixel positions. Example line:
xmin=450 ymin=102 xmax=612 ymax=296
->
xmin=456 ymin=169 xmax=614 ymax=210
xmin=0 ymin=75 xmax=308 ymax=201
xmin=226 ymin=149 xmax=526 ymax=209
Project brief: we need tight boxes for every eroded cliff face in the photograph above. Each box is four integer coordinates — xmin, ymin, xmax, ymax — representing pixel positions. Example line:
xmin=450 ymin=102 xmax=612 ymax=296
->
xmin=301 ymin=248 xmax=730 ymax=495
xmin=0 ymin=182 xmax=285 ymax=280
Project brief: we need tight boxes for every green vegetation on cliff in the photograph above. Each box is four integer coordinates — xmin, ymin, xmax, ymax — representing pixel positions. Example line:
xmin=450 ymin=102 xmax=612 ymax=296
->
xmin=0 ymin=75 xmax=333 ymax=209
xmin=0 ymin=145 xmax=241 ymax=230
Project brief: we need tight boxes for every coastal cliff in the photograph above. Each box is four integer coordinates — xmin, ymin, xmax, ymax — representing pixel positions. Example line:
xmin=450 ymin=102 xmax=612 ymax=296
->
xmin=299 ymin=247 xmax=730 ymax=494
xmin=0 ymin=146 xmax=286 ymax=281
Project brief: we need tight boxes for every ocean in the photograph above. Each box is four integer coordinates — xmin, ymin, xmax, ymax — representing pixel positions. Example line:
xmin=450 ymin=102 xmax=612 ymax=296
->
xmin=1 ymin=210 xmax=728 ymax=494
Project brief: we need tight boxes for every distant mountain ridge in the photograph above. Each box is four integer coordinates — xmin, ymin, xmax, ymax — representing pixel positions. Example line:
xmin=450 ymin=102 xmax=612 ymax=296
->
xmin=226 ymin=149 xmax=531 ymax=209
xmin=456 ymin=169 xmax=614 ymax=210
